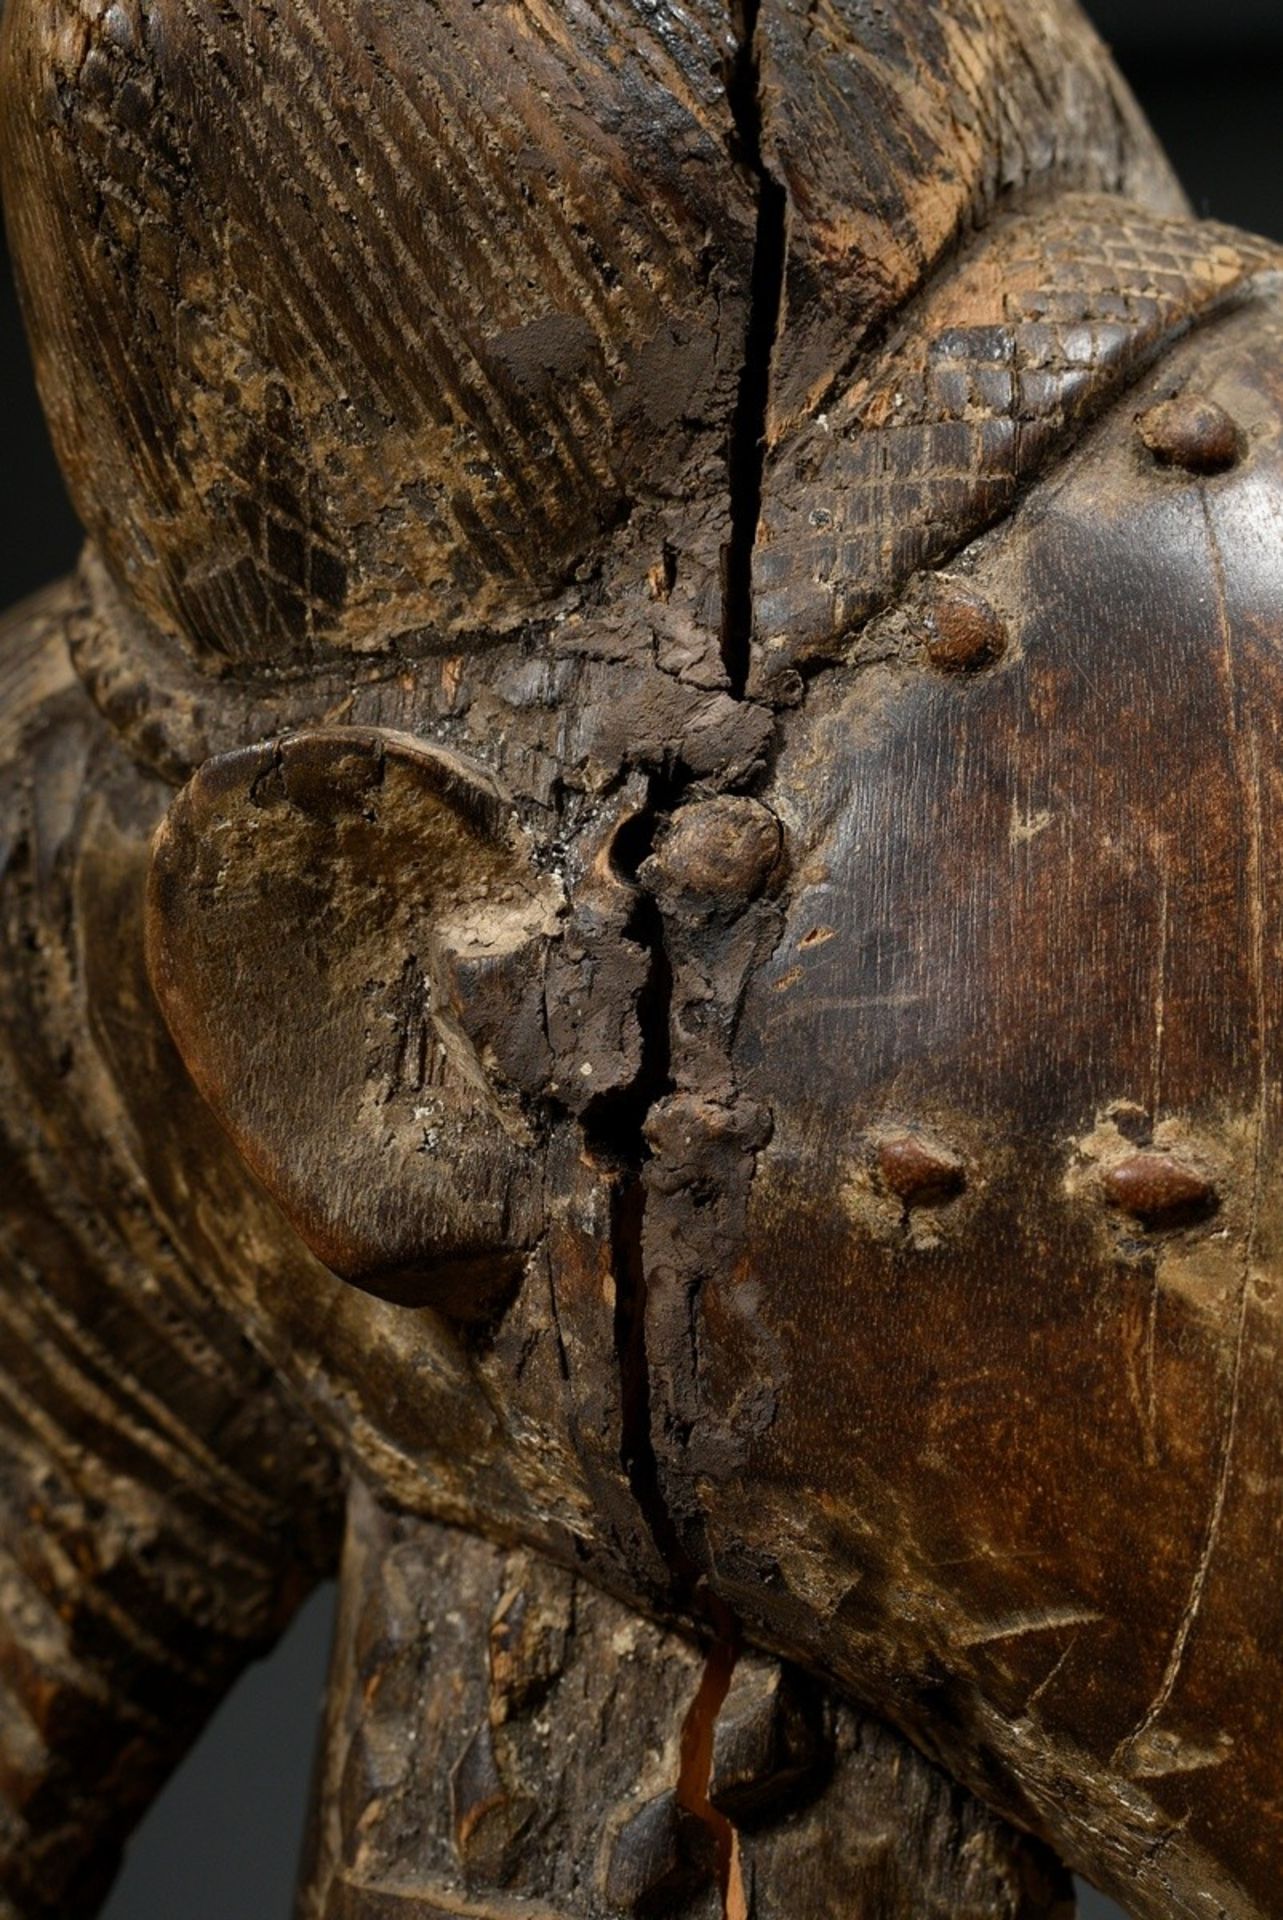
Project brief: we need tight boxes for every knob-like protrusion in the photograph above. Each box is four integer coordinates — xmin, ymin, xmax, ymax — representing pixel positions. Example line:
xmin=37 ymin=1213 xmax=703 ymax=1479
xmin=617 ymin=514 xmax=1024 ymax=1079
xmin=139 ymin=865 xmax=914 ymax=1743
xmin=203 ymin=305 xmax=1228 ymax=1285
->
xmin=1136 ymin=395 xmax=1242 ymax=474
xmin=921 ymin=578 xmax=1009 ymax=672
xmin=643 ymin=798 xmax=783 ymax=912
xmin=877 ymin=1134 xmax=966 ymax=1207
xmin=1102 ymin=1151 xmax=1217 ymax=1226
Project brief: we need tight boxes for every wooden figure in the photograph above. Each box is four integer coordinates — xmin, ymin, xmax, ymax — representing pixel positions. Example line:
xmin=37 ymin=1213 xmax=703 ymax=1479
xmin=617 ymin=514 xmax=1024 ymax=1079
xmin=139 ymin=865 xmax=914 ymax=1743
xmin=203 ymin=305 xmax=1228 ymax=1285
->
xmin=1 ymin=4 xmax=1281 ymax=1916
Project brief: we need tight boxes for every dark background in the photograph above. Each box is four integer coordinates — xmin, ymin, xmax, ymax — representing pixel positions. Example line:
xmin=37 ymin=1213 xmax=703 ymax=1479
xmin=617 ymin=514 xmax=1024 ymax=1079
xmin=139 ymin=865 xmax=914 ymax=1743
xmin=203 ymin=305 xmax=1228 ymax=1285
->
xmin=0 ymin=4 xmax=1279 ymax=1916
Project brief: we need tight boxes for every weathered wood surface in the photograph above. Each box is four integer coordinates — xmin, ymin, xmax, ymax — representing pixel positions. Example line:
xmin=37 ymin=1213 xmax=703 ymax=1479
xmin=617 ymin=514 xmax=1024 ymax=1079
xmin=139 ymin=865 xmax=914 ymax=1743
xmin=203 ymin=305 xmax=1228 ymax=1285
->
xmin=2 ymin=1 xmax=1283 ymax=1917
xmin=0 ymin=589 xmax=343 ymax=1916
xmin=298 ymin=1483 xmax=1071 ymax=1920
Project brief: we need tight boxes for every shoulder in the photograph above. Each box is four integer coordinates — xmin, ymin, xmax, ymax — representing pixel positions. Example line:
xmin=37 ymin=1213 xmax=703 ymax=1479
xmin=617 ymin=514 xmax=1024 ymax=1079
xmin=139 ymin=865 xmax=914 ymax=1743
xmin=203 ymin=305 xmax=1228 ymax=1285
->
xmin=753 ymin=197 xmax=1283 ymax=690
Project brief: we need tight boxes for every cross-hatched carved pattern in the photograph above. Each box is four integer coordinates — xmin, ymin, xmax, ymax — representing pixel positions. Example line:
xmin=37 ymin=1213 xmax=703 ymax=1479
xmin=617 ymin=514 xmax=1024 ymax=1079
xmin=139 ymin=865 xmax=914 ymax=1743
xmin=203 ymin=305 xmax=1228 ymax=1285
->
xmin=7 ymin=0 xmax=754 ymax=669
xmin=182 ymin=381 xmax=351 ymax=663
xmin=757 ymin=0 xmax=1186 ymax=431
xmin=755 ymin=196 xmax=1282 ymax=667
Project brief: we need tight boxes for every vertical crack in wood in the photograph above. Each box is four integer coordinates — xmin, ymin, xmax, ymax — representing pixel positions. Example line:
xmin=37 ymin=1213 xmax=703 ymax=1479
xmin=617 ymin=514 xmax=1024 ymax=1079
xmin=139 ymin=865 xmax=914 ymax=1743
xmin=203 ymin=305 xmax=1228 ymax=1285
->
xmin=576 ymin=2 xmax=792 ymax=1825
xmin=585 ymin=786 xmax=694 ymax=1590
xmin=581 ymin=0 xmax=797 ymax=1661
xmin=677 ymin=1602 xmax=747 ymax=1920
xmin=722 ymin=0 xmax=787 ymax=698
xmin=592 ymin=788 xmax=752 ymax=1651
xmin=598 ymin=797 xmax=752 ymax=1916
xmin=612 ymin=1160 xmax=693 ymax=1584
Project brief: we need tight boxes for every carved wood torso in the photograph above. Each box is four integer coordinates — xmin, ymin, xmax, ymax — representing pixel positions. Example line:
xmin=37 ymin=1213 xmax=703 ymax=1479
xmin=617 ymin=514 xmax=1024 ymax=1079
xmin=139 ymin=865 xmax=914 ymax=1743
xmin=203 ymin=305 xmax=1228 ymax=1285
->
xmin=2 ymin=4 xmax=1283 ymax=1919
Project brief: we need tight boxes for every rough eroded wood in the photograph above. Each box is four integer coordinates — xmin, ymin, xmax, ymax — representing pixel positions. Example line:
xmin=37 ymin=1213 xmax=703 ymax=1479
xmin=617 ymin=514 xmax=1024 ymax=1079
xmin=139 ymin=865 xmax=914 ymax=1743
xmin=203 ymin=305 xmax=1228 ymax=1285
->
xmin=299 ymin=1485 xmax=1072 ymax=1920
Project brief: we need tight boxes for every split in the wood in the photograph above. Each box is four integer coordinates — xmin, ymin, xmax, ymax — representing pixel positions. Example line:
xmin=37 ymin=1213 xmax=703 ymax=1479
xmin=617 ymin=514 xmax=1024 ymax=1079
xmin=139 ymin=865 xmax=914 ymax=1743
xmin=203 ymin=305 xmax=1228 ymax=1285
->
xmin=721 ymin=0 xmax=788 ymax=699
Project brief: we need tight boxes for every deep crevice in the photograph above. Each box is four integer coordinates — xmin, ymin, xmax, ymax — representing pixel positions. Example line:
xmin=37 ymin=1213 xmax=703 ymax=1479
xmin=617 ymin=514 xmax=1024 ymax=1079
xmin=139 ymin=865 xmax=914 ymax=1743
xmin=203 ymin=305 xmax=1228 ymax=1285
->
xmin=594 ymin=787 xmax=751 ymax=1920
xmin=721 ymin=0 xmax=788 ymax=700
xmin=564 ymin=4 xmax=793 ymax=1857
xmin=578 ymin=785 xmax=694 ymax=1588
xmin=584 ymin=786 xmax=738 ymax=1612
xmin=611 ymin=1168 xmax=693 ymax=1584
xmin=574 ymin=0 xmax=793 ymax=1750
